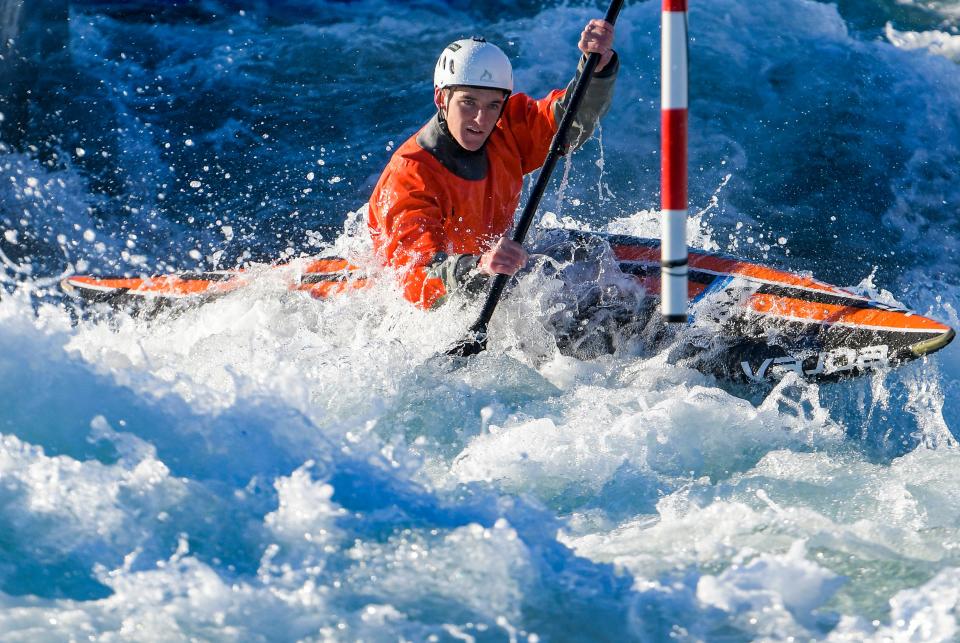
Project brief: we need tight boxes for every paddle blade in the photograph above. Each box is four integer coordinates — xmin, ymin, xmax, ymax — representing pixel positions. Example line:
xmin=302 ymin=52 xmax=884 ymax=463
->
xmin=446 ymin=330 xmax=488 ymax=357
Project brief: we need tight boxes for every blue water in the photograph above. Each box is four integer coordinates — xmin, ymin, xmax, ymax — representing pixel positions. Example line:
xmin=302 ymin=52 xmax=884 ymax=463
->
xmin=1 ymin=0 xmax=959 ymax=639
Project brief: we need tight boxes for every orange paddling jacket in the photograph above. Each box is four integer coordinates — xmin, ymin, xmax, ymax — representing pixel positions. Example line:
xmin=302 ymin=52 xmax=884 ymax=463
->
xmin=368 ymin=54 xmax=619 ymax=308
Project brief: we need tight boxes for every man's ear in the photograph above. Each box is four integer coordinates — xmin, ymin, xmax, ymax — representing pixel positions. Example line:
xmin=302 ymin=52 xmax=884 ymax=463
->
xmin=433 ymin=86 xmax=446 ymax=112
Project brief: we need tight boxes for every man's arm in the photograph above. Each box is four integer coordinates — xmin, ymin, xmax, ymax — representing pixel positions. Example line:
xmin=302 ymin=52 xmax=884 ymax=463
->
xmin=501 ymin=18 xmax=619 ymax=174
xmin=370 ymin=161 xmax=526 ymax=307
xmin=429 ymin=236 xmax=528 ymax=299
xmin=553 ymin=18 xmax=619 ymax=151
xmin=369 ymin=164 xmax=452 ymax=308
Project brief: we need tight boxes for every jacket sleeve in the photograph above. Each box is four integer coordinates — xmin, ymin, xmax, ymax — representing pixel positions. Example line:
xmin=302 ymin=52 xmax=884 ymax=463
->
xmin=503 ymin=51 xmax=620 ymax=175
xmin=368 ymin=159 xmax=449 ymax=308
xmin=369 ymin=157 xmax=493 ymax=309
xmin=553 ymin=50 xmax=620 ymax=151
xmin=502 ymin=89 xmax=565 ymax=176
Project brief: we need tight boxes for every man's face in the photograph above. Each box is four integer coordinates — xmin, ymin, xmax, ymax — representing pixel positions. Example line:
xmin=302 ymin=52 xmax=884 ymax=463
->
xmin=435 ymin=86 xmax=507 ymax=151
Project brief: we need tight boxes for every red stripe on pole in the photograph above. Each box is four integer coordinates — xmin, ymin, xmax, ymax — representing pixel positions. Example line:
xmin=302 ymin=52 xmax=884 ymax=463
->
xmin=662 ymin=0 xmax=687 ymax=11
xmin=661 ymin=108 xmax=687 ymax=211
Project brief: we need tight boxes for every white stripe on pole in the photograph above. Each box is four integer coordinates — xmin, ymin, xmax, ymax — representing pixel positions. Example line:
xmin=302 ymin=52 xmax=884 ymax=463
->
xmin=661 ymin=209 xmax=687 ymax=320
xmin=661 ymin=12 xmax=688 ymax=109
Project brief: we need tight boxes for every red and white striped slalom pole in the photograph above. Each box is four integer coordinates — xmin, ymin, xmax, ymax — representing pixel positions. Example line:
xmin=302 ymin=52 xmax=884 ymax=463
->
xmin=661 ymin=0 xmax=689 ymax=323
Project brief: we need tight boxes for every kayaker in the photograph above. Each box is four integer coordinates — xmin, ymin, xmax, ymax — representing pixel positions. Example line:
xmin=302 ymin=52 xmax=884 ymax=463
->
xmin=367 ymin=19 xmax=618 ymax=308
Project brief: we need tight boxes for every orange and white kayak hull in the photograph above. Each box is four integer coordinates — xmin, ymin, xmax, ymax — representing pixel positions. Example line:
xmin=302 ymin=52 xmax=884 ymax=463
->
xmin=61 ymin=230 xmax=954 ymax=383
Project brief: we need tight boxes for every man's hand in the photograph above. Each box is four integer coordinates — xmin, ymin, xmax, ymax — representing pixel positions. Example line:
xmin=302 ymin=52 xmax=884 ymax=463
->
xmin=579 ymin=19 xmax=615 ymax=72
xmin=478 ymin=238 xmax=528 ymax=276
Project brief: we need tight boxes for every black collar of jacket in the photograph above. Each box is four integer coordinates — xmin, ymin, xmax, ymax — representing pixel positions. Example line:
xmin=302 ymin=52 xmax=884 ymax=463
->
xmin=416 ymin=114 xmax=488 ymax=181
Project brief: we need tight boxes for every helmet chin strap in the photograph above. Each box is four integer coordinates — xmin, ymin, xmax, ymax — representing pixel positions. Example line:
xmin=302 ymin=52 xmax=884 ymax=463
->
xmin=436 ymin=88 xmax=453 ymax=138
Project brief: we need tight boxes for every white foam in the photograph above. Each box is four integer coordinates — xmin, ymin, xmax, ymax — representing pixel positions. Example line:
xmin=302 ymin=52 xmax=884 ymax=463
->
xmin=885 ymin=22 xmax=960 ymax=61
xmin=830 ymin=567 xmax=960 ymax=641
xmin=698 ymin=541 xmax=843 ymax=633
xmin=260 ymin=462 xmax=345 ymax=578
xmin=451 ymin=370 xmax=844 ymax=499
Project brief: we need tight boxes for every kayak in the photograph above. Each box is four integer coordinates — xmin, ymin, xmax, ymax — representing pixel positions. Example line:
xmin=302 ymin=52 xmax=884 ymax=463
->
xmin=60 ymin=229 xmax=955 ymax=383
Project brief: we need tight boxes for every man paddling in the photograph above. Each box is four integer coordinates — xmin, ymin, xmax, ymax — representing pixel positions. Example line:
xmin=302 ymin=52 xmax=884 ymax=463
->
xmin=368 ymin=20 xmax=618 ymax=308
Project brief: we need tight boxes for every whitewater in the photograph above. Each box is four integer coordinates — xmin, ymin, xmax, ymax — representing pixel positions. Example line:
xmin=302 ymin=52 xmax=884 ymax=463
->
xmin=1 ymin=0 xmax=959 ymax=640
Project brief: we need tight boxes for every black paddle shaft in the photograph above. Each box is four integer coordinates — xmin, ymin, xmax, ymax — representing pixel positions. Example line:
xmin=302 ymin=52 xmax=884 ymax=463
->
xmin=448 ymin=0 xmax=626 ymax=357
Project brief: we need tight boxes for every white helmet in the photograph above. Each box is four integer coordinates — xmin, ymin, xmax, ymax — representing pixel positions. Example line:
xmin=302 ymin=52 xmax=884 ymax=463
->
xmin=434 ymin=37 xmax=513 ymax=93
